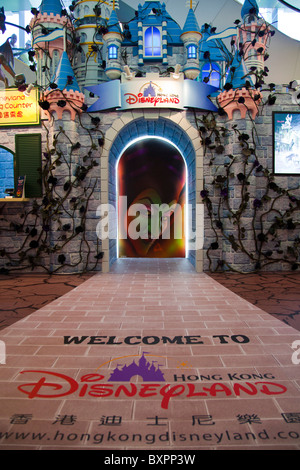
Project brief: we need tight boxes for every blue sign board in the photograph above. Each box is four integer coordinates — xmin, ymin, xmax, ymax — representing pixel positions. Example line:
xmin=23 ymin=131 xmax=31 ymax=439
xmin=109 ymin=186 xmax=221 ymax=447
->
xmin=86 ymin=77 xmax=218 ymax=113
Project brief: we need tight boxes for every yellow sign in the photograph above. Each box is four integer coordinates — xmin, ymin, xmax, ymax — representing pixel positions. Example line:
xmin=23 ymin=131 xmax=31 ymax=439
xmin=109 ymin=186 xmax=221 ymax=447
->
xmin=0 ymin=87 xmax=40 ymax=127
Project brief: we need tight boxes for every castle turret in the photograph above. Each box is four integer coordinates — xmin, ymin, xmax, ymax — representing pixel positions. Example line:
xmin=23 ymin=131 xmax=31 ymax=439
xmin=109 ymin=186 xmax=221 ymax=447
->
xmin=217 ymin=51 xmax=262 ymax=120
xmin=180 ymin=6 xmax=202 ymax=80
xmin=103 ymin=8 xmax=123 ymax=80
xmin=30 ymin=0 xmax=73 ymax=88
xmin=43 ymin=51 xmax=85 ymax=120
xmin=237 ymin=0 xmax=270 ymax=72
xmin=73 ymin=0 xmax=113 ymax=87
xmin=198 ymin=24 xmax=230 ymax=89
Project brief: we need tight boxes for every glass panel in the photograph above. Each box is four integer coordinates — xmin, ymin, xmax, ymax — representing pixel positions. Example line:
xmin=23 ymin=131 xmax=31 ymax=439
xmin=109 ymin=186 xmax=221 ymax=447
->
xmin=144 ymin=27 xmax=153 ymax=49
xmin=236 ymin=0 xmax=300 ymax=41
xmin=152 ymin=27 xmax=161 ymax=48
xmin=188 ymin=45 xmax=197 ymax=59
xmin=153 ymin=47 xmax=162 ymax=56
xmin=144 ymin=26 xmax=161 ymax=57
xmin=202 ymin=63 xmax=221 ymax=88
xmin=108 ymin=45 xmax=118 ymax=60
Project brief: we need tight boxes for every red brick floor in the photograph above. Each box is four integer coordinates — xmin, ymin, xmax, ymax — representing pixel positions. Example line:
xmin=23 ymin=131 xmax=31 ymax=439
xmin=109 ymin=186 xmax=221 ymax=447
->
xmin=209 ymin=272 xmax=300 ymax=332
xmin=0 ymin=259 xmax=300 ymax=450
xmin=0 ymin=273 xmax=93 ymax=331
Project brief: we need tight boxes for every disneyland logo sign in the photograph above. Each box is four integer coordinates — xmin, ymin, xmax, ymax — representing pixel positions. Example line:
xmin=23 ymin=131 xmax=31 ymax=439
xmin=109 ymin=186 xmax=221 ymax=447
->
xmin=96 ymin=197 xmax=204 ymax=251
xmin=124 ymin=92 xmax=181 ymax=108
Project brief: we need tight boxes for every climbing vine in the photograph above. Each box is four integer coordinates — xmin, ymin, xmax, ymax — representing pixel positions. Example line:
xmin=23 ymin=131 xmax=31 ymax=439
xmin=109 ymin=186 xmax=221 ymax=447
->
xmin=191 ymin=10 xmax=300 ymax=273
xmin=0 ymin=4 xmax=299 ymax=274
xmin=0 ymin=8 xmax=105 ymax=274
xmin=195 ymin=90 xmax=300 ymax=273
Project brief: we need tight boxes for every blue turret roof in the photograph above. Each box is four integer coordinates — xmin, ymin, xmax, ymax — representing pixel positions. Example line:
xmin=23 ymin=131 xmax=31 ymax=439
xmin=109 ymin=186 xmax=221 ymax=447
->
xmin=107 ymin=9 xmax=122 ymax=34
xmin=51 ymin=51 xmax=81 ymax=92
xmin=182 ymin=8 xmax=201 ymax=35
xmin=241 ymin=0 xmax=259 ymax=20
xmin=224 ymin=51 xmax=254 ymax=89
xmin=39 ymin=0 xmax=63 ymax=16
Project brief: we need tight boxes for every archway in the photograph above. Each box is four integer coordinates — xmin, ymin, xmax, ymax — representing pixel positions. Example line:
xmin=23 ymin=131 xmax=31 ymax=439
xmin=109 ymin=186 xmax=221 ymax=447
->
xmin=103 ymin=115 xmax=202 ymax=272
xmin=117 ymin=136 xmax=187 ymax=259
xmin=0 ymin=146 xmax=14 ymax=199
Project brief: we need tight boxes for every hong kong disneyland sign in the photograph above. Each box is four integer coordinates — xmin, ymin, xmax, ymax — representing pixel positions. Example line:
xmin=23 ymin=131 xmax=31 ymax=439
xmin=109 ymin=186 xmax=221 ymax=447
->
xmin=85 ymin=74 xmax=218 ymax=113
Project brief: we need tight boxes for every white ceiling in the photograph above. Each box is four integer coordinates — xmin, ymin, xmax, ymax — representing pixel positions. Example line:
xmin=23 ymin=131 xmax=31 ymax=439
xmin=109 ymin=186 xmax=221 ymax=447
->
xmin=123 ymin=0 xmax=300 ymax=84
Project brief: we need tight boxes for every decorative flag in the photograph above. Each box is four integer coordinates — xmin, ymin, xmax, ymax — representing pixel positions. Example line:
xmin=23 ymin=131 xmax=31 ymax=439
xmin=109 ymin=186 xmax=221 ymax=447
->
xmin=206 ymin=27 xmax=237 ymax=42
xmin=33 ymin=28 xmax=65 ymax=46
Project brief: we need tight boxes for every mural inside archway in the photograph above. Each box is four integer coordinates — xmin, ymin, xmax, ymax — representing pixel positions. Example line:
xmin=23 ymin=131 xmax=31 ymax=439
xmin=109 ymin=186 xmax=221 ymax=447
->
xmin=117 ymin=138 xmax=186 ymax=258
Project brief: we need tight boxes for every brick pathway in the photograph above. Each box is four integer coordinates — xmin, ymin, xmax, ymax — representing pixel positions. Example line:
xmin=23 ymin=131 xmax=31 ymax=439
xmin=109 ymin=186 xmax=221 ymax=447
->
xmin=209 ymin=272 xmax=300 ymax=332
xmin=0 ymin=259 xmax=300 ymax=450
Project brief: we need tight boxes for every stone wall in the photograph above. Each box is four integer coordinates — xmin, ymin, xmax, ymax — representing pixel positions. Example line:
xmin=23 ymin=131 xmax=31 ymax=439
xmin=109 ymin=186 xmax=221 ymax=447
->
xmin=202 ymin=86 xmax=300 ymax=272
xmin=0 ymin=113 xmax=102 ymax=274
xmin=0 ymin=88 xmax=299 ymax=274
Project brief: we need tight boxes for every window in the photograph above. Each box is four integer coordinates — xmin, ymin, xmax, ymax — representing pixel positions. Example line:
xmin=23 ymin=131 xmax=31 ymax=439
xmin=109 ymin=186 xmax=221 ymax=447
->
xmin=0 ymin=146 xmax=14 ymax=198
xmin=108 ymin=45 xmax=118 ymax=60
xmin=202 ymin=63 xmax=221 ymax=88
xmin=144 ymin=26 xmax=162 ymax=57
xmin=80 ymin=32 xmax=87 ymax=43
xmin=0 ymin=136 xmax=42 ymax=199
xmin=15 ymin=134 xmax=42 ymax=198
xmin=187 ymin=44 xmax=197 ymax=60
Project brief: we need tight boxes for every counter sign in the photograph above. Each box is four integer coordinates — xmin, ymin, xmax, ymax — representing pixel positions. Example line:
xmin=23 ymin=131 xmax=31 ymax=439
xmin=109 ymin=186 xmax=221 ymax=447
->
xmin=0 ymin=87 xmax=40 ymax=127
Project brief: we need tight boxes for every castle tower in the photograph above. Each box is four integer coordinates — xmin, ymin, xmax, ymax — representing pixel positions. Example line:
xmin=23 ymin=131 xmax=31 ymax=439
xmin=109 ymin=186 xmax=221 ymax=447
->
xmin=30 ymin=0 xmax=73 ymax=88
xmin=198 ymin=24 xmax=230 ymax=89
xmin=217 ymin=50 xmax=262 ymax=120
xmin=161 ymin=3 xmax=168 ymax=66
xmin=180 ymin=3 xmax=202 ymax=80
xmin=73 ymin=0 xmax=113 ymax=87
xmin=43 ymin=51 xmax=85 ymax=120
xmin=237 ymin=0 xmax=270 ymax=71
xmin=103 ymin=7 xmax=123 ymax=80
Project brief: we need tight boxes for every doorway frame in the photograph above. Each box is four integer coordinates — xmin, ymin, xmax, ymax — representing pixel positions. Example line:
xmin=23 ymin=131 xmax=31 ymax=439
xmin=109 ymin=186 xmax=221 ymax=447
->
xmin=116 ymin=135 xmax=189 ymax=260
xmin=100 ymin=111 xmax=204 ymax=273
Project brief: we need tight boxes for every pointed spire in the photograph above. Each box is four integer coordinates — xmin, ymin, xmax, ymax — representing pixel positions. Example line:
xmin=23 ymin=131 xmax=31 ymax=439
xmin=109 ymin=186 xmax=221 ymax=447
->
xmin=39 ymin=0 xmax=64 ymax=16
xmin=182 ymin=8 xmax=201 ymax=35
xmin=51 ymin=51 xmax=81 ymax=92
xmin=107 ymin=9 xmax=122 ymax=34
xmin=218 ymin=50 xmax=262 ymax=120
xmin=241 ymin=0 xmax=259 ymax=20
xmin=225 ymin=51 xmax=254 ymax=90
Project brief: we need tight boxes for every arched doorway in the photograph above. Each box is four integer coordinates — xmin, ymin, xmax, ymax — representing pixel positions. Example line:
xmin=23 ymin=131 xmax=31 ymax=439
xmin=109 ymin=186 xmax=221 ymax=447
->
xmin=0 ymin=146 xmax=14 ymax=199
xmin=105 ymin=116 xmax=201 ymax=272
xmin=117 ymin=137 xmax=187 ymax=258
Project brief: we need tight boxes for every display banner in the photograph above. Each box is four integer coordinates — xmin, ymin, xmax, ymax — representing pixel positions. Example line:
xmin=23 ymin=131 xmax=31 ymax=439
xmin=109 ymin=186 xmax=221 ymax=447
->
xmin=85 ymin=76 xmax=218 ymax=113
xmin=0 ymin=87 xmax=40 ymax=127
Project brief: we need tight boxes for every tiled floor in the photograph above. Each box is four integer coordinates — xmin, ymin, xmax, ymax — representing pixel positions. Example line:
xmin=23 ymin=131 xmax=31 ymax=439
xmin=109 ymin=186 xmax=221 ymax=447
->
xmin=0 ymin=273 xmax=93 ymax=331
xmin=0 ymin=259 xmax=300 ymax=450
xmin=209 ymin=272 xmax=300 ymax=332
